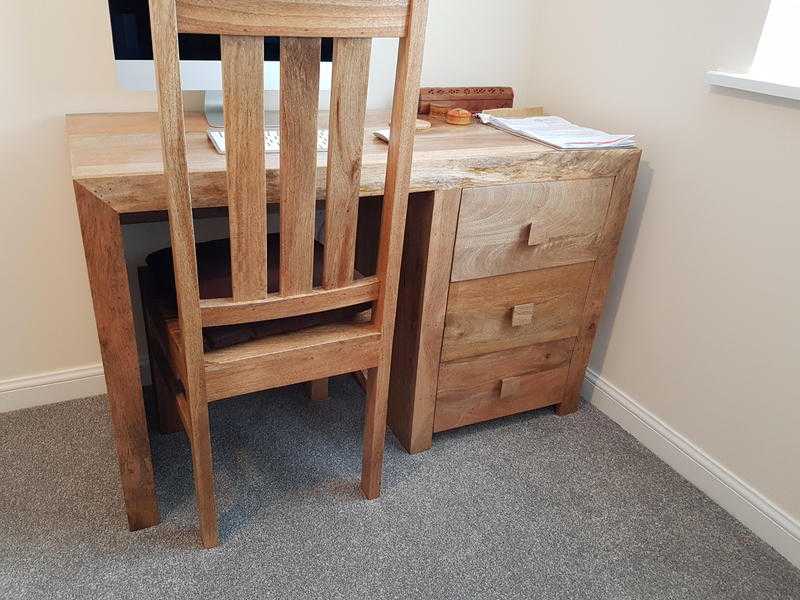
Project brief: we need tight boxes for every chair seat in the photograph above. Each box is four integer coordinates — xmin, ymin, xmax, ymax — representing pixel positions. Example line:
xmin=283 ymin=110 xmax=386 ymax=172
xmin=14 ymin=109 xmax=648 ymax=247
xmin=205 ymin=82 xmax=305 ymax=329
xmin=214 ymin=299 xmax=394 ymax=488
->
xmin=163 ymin=316 xmax=381 ymax=402
xmin=145 ymin=233 xmax=372 ymax=351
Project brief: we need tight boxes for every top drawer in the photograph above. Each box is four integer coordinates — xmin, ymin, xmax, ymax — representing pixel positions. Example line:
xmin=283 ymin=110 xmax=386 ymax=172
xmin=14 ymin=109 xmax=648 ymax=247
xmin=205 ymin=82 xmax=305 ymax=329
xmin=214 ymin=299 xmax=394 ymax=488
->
xmin=451 ymin=179 xmax=614 ymax=281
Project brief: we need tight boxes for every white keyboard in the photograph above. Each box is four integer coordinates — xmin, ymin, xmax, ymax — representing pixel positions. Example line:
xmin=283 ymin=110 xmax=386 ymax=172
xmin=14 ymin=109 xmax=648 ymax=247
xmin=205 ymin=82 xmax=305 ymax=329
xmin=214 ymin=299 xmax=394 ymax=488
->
xmin=207 ymin=129 xmax=329 ymax=155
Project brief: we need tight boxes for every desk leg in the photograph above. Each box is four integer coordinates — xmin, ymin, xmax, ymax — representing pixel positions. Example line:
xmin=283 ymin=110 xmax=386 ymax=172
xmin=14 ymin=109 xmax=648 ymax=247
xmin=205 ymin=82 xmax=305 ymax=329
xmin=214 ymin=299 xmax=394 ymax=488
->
xmin=388 ymin=189 xmax=462 ymax=453
xmin=75 ymin=183 xmax=160 ymax=530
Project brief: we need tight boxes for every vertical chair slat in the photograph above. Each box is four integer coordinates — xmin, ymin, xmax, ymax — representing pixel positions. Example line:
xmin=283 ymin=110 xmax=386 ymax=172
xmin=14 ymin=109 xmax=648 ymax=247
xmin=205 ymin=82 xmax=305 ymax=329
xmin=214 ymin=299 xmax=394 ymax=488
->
xmin=221 ymin=35 xmax=267 ymax=301
xmin=323 ymin=38 xmax=372 ymax=289
xmin=279 ymin=37 xmax=322 ymax=295
xmin=371 ymin=0 xmax=428 ymax=337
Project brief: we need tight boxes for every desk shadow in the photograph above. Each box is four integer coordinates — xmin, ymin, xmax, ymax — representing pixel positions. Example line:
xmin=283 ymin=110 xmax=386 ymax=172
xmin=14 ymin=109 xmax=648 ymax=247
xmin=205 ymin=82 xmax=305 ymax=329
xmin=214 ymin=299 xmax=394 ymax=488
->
xmin=148 ymin=380 xmax=376 ymax=542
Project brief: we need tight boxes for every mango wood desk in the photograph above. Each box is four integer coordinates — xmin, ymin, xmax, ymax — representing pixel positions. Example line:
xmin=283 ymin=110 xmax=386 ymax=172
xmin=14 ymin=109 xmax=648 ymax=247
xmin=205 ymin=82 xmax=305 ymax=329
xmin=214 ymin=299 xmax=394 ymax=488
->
xmin=66 ymin=110 xmax=640 ymax=531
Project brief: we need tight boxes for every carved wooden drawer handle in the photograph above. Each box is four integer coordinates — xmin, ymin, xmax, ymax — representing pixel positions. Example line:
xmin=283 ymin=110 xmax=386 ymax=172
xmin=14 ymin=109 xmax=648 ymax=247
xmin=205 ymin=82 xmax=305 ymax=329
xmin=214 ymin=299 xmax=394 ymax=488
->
xmin=500 ymin=375 xmax=522 ymax=400
xmin=511 ymin=303 xmax=536 ymax=327
xmin=528 ymin=223 xmax=549 ymax=247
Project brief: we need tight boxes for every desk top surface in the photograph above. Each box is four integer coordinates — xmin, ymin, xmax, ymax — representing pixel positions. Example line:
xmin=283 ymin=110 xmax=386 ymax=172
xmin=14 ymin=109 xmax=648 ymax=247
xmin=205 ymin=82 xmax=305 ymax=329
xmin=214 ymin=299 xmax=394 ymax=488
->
xmin=66 ymin=111 xmax=640 ymax=215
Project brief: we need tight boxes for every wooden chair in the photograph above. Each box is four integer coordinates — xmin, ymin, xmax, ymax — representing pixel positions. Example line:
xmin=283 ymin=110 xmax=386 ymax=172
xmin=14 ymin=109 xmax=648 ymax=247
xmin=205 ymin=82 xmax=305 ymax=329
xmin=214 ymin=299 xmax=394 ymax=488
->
xmin=143 ymin=0 xmax=429 ymax=548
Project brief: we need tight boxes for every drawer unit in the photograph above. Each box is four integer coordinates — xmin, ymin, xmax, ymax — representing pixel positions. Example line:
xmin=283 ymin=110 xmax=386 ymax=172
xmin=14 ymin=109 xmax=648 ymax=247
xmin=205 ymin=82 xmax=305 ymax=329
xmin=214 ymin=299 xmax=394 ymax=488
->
xmin=441 ymin=262 xmax=593 ymax=361
xmin=451 ymin=179 xmax=614 ymax=282
xmin=434 ymin=339 xmax=574 ymax=432
xmin=386 ymin=146 xmax=640 ymax=453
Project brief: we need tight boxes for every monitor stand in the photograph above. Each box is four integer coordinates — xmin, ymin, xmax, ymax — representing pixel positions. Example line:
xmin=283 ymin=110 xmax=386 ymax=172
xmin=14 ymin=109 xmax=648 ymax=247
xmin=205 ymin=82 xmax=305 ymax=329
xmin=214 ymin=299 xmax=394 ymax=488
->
xmin=203 ymin=91 xmax=224 ymax=128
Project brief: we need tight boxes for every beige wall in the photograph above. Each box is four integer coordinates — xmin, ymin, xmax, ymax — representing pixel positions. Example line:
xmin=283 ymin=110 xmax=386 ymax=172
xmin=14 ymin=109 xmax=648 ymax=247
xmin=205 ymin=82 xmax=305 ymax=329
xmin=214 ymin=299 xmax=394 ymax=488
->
xmin=532 ymin=0 xmax=800 ymax=522
xmin=2 ymin=1 xmax=154 ymax=383
xmin=0 ymin=0 xmax=539 ymax=386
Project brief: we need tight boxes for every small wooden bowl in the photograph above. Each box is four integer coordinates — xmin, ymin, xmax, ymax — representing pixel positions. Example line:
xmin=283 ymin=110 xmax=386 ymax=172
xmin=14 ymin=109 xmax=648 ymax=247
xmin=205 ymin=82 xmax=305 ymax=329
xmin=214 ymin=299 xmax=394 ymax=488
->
xmin=430 ymin=103 xmax=450 ymax=120
xmin=446 ymin=108 xmax=473 ymax=126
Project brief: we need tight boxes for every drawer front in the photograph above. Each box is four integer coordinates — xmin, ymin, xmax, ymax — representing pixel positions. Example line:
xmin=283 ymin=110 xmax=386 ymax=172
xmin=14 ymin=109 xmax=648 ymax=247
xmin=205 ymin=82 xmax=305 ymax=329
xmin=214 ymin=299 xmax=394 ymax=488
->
xmin=451 ymin=179 xmax=614 ymax=282
xmin=434 ymin=339 xmax=574 ymax=432
xmin=442 ymin=262 xmax=593 ymax=362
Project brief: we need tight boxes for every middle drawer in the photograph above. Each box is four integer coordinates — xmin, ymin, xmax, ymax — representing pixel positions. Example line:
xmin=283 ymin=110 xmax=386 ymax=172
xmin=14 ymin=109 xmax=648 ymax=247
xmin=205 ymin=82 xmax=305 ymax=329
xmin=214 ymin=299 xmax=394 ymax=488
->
xmin=441 ymin=261 xmax=593 ymax=362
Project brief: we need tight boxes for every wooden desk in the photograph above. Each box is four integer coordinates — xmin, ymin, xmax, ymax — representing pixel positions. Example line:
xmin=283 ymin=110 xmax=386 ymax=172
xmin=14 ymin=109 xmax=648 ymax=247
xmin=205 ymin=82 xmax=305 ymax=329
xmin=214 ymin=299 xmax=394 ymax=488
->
xmin=67 ymin=110 xmax=640 ymax=531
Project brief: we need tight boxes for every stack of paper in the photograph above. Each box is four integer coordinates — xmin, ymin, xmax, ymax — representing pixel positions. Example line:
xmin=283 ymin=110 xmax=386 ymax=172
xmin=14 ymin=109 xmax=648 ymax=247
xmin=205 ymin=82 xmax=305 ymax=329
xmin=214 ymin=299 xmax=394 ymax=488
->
xmin=477 ymin=114 xmax=636 ymax=149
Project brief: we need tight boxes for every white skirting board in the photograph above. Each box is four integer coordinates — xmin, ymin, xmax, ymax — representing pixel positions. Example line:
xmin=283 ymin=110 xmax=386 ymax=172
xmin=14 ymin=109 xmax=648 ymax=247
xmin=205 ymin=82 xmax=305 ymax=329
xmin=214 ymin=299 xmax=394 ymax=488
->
xmin=0 ymin=365 xmax=107 ymax=413
xmin=582 ymin=368 xmax=800 ymax=569
xmin=1 ymin=362 xmax=798 ymax=568
xmin=0 ymin=361 xmax=150 ymax=414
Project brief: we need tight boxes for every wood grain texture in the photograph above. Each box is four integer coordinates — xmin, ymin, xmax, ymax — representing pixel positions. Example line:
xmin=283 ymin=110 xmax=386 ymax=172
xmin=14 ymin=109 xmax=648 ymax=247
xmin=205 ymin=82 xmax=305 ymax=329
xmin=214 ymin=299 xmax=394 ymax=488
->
xmin=388 ymin=189 xmax=461 ymax=454
xmin=176 ymin=0 xmax=410 ymax=37
xmin=308 ymin=378 xmax=330 ymax=401
xmin=452 ymin=179 xmax=614 ymax=281
xmin=499 ymin=376 xmax=521 ymax=401
xmin=200 ymin=277 xmax=379 ymax=327
xmin=434 ymin=339 xmax=574 ymax=432
xmin=280 ymin=37 xmax=321 ymax=295
xmin=445 ymin=109 xmax=472 ymax=126
xmin=201 ymin=323 xmax=382 ymax=401
xmin=175 ymin=391 xmax=194 ymax=439
xmin=511 ymin=302 xmax=536 ymax=327
xmin=418 ymin=86 xmax=514 ymax=115
xmin=442 ymin=262 xmax=594 ymax=361
xmin=67 ymin=111 xmax=640 ymax=214
xmin=557 ymin=155 xmax=641 ymax=416
xmin=150 ymin=0 xmax=217 ymax=548
xmin=362 ymin=0 xmax=428 ymax=496
xmin=527 ymin=178 xmax=613 ymax=246
xmin=150 ymin=350 xmax=183 ymax=434
xmin=437 ymin=338 xmax=574 ymax=394
xmin=324 ymin=37 xmax=372 ymax=288
xmin=435 ymin=367 xmax=568 ymax=431
xmin=221 ymin=35 xmax=267 ymax=301
xmin=360 ymin=364 xmax=388 ymax=499
xmin=139 ymin=267 xmax=182 ymax=434
xmin=372 ymin=0 xmax=427 ymax=341
xmin=74 ymin=184 xmax=160 ymax=531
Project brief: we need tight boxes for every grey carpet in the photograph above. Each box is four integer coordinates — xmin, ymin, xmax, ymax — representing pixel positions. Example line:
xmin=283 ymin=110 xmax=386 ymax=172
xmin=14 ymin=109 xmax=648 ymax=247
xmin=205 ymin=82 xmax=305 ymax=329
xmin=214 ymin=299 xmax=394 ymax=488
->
xmin=0 ymin=376 xmax=798 ymax=600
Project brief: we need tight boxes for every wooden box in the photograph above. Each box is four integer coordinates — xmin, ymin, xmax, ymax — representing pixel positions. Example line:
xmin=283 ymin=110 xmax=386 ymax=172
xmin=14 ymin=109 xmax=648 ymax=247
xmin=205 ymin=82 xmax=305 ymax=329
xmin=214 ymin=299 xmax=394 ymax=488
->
xmin=418 ymin=86 xmax=514 ymax=115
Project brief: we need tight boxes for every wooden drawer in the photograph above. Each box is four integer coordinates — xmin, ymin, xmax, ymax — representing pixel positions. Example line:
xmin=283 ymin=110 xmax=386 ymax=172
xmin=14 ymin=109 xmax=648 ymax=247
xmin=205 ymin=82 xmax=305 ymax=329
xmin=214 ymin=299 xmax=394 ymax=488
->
xmin=441 ymin=262 xmax=593 ymax=362
xmin=434 ymin=339 xmax=574 ymax=432
xmin=451 ymin=179 xmax=614 ymax=281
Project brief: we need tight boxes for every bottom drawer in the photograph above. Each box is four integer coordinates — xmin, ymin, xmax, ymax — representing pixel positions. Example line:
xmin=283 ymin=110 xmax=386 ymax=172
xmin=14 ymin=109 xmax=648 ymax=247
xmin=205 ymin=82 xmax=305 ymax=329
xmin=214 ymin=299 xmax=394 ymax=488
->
xmin=433 ymin=338 xmax=574 ymax=432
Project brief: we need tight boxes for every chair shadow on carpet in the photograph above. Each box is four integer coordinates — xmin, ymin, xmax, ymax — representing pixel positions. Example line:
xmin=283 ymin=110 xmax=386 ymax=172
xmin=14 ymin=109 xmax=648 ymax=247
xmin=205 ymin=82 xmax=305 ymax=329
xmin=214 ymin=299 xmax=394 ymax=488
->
xmin=147 ymin=378 xmax=384 ymax=541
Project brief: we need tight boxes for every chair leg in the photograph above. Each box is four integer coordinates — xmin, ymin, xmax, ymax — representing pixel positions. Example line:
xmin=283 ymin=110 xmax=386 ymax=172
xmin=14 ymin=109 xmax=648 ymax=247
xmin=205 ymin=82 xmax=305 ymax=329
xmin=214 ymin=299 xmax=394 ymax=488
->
xmin=360 ymin=364 xmax=389 ymax=499
xmin=139 ymin=267 xmax=181 ymax=434
xmin=185 ymin=396 xmax=219 ymax=549
xmin=307 ymin=378 xmax=329 ymax=401
xmin=150 ymin=358 xmax=182 ymax=434
xmin=351 ymin=370 xmax=368 ymax=393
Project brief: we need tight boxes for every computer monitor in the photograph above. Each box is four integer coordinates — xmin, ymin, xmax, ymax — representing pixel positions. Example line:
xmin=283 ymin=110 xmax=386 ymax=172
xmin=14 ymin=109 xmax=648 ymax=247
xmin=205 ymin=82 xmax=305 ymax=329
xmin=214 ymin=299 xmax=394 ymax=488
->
xmin=108 ymin=0 xmax=334 ymax=125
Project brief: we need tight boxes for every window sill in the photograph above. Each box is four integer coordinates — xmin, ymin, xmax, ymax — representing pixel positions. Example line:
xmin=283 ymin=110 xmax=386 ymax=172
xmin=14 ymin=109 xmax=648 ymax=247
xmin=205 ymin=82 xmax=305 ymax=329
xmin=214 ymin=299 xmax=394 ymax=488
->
xmin=706 ymin=71 xmax=800 ymax=101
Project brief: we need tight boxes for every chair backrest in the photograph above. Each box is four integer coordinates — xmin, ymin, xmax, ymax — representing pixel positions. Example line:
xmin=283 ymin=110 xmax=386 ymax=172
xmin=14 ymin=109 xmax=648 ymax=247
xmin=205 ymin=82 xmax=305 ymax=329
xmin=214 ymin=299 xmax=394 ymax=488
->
xmin=148 ymin=0 xmax=428 ymax=371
